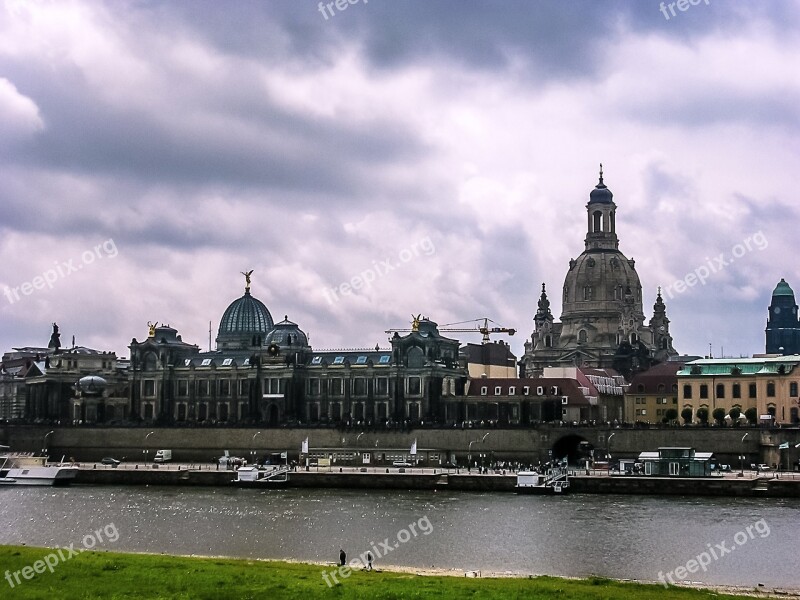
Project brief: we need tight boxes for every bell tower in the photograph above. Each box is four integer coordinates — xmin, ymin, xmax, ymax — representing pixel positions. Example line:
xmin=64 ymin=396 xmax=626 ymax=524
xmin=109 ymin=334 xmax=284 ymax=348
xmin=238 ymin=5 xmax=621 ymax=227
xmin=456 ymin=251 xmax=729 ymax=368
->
xmin=585 ymin=164 xmax=619 ymax=251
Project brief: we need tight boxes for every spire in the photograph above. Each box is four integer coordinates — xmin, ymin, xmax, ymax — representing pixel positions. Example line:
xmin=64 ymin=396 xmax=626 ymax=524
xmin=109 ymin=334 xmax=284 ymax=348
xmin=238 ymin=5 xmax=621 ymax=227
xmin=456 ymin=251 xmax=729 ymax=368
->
xmin=536 ymin=283 xmax=552 ymax=321
xmin=598 ymin=162 xmax=604 ymax=186
xmin=653 ymin=286 xmax=666 ymax=314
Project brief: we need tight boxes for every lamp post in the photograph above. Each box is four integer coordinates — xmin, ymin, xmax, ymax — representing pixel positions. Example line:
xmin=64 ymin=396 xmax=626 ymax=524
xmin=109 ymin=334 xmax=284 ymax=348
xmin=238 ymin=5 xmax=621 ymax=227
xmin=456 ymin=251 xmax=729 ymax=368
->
xmin=251 ymin=431 xmax=262 ymax=466
xmin=740 ymin=432 xmax=748 ymax=476
xmin=144 ymin=431 xmax=155 ymax=465
xmin=42 ymin=430 xmax=54 ymax=456
xmin=607 ymin=432 xmax=616 ymax=473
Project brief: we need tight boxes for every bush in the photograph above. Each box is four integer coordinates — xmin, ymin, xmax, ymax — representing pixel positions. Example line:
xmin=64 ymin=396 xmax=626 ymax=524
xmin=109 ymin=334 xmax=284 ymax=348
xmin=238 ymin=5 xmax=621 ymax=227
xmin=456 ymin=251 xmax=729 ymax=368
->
xmin=696 ymin=407 xmax=709 ymax=424
xmin=681 ymin=407 xmax=693 ymax=424
xmin=712 ymin=407 xmax=726 ymax=426
xmin=745 ymin=407 xmax=757 ymax=424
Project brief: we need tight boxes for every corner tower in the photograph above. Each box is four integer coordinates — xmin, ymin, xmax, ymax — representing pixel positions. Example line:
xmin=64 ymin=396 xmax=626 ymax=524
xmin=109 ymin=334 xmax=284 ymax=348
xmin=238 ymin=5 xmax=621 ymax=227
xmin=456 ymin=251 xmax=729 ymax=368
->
xmin=766 ymin=279 xmax=800 ymax=355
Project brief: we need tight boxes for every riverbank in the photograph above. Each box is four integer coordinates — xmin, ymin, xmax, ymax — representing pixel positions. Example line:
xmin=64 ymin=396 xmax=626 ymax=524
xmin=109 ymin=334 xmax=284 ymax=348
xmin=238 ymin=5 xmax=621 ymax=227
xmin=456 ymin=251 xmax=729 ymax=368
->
xmin=1 ymin=545 xmax=793 ymax=599
xmin=68 ymin=463 xmax=800 ymax=497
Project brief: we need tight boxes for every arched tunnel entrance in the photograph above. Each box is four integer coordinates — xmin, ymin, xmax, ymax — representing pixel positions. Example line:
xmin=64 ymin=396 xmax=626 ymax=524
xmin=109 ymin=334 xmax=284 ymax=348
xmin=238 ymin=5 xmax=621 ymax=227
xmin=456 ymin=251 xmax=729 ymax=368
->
xmin=552 ymin=434 xmax=593 ymax=465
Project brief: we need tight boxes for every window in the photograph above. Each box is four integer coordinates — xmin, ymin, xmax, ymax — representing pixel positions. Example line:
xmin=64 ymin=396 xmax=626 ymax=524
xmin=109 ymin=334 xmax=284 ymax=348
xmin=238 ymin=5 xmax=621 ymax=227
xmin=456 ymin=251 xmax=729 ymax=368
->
xmin=309 ymin=378 xmax=320 ymax=395
xmin=545 ymin=335 xmax=552 ymax=348
xmin=311 ymin=356 xmax=322 ymax=365
xmin=509 ymin=386 xmax=516 ymax=395
xmin=523 ymin=386 xmax=530 ymax=395
xmin=177 ymin=380 xmax=188 ymax=397
xmin=657 ymin=384 xmax=665 ymax=393
xmin=791 ymin=382 xmax=798 ymax=397
xmin=683 ymin=385 xmax=692 ymax=399
xmin=197 ymin=380 xmax=209 ymax=396
xmin=637 ymin=384 xmax=645 ymax=393
xmin=480 ymin=386 xmax=488 ymax=396
xmin=376 ymin=377 xmax=389 ymax=396
xmin=407 ymin=377 xmax=421 ymax=396
xmin=699 ymin=385 xmax=708 ymax=399
xmin=732 ymin=383 xmax=741 ymax=399
xmin=494 ymin=386 xmax=502 ymax=395
xmin=593 ymin=210 xmax=602 ymax=232
xmin=583 ymin=287 xmax=592 ymax=301
xmin=143 ymin=380 xmax=155 ymax=397
xmin=222 ymin=358 xmax=233 ymax=366
xmin=333 ymin=356 xmax=345 ymax=365
xmin=578 ymin=330 xmax=588 ymax=343
xmin=749 ymin=383 xmax=757 ymax=399
xmin=330 ymin=378 xmax=343 ymax=396
xmin=201 ymin=358 xmax=211 ymax=366
xmin=356 ymin=356 xmax=368 ymax=365
xmin=353 ymin=378 xmax=367 ymax=396
xmin=767 ymin=382 xmax=776 ymax=397
xmin=238 ymin=379 xmax=249 ymax=395
xmin=716 ymin=384 xmax=725 ymax=399
xmin=379 ymin=355 xmax=391 ymax=364
xmin=219 ymin=379 xmax=230 ymax=396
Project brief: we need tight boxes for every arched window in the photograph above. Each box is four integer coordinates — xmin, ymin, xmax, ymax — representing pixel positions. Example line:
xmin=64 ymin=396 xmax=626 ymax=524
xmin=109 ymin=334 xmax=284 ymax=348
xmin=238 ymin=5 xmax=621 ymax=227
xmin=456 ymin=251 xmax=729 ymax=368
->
xmin=578 ymin=330 xmax=587 ymax=344
xmin=610 ymin=211 xmax=615 ymax=233
xmin=545 ymin=335 xmax=552 ymax=348
xmin=630 ymin=333 xmax=637 ymax=344
xmin=593 ymin=210 xmax=602 ymax=233
xmin=657 ymin=384 xmax=665 ymax=393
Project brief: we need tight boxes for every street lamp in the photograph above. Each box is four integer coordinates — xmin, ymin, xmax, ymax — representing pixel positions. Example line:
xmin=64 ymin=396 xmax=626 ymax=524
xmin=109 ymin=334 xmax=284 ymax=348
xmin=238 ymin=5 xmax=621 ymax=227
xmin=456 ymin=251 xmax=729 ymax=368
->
xmin=607 ymin=432 xmax=616 ymax=472
xmin=251 ymin=431 xmax=262 ymax=466
xmin=144 ymin=431 xmax=155 ymax=465
xmin=740 ymin=432 xmax=748 ymax=476
xmin=42 ymin=430 xmax=54 ymax=456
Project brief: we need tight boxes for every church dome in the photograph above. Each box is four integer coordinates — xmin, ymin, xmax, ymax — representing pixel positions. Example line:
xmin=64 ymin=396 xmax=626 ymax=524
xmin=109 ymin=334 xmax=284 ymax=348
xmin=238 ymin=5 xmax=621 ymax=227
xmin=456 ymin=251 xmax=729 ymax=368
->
xmin=216 ymin=290 xmax=274 ymax=349
xmin=264 ymin=316 xmax=309 ymax=348
xmin=589 ymin=171 xmax=613 ymax=205
xmin=561 ymin=250 xmax=642 ymax=319
xmin=772 ymin=278 xmax=795 ymax=298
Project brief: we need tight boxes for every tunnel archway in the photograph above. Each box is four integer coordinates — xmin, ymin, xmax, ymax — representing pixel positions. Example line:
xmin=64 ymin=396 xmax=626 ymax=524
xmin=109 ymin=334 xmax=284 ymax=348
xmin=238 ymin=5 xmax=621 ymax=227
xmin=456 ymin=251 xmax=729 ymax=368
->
xmin=552 ymin=434 xmax=593 ymax=465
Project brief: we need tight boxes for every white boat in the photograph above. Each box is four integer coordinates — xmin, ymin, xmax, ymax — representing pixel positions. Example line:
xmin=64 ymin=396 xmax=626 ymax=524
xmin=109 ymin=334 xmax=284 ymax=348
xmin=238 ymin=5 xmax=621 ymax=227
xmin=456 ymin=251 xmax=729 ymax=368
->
xmin=0 ymin=447 xmax=79 ymax=486
xmin=516 ymin=466 xmax=570 ymax=495
xmin=233 ymin=465 xmax=290 ymax=488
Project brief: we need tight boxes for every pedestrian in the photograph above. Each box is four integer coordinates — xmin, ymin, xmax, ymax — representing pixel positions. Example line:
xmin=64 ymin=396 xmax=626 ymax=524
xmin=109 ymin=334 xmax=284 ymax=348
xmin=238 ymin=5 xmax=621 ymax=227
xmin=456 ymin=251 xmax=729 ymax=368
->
xmin=366 ymin=552 xmax=373 ymax=571
xmin=339 ymin=548 xmax=346 ymax=566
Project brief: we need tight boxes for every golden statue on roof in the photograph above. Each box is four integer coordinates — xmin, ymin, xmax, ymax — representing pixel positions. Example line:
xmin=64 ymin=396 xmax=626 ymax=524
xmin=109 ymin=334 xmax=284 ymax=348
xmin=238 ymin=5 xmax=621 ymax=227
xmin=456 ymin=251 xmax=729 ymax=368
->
xmin=241 ymin=270 xmax=254 ymax=292
xmin=411 ymin=314 xmax=421 ymax=332
xmin=147 ymin=321 xmax=158 ymax=337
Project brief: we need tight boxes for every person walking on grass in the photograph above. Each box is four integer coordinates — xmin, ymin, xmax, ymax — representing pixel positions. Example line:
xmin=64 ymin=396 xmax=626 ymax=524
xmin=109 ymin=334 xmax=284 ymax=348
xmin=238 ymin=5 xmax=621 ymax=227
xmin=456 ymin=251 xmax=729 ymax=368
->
xmin=339 ymin=548 xmax=346 ymax=566
xmin=366 ymin=552 xmax=373 ymax=571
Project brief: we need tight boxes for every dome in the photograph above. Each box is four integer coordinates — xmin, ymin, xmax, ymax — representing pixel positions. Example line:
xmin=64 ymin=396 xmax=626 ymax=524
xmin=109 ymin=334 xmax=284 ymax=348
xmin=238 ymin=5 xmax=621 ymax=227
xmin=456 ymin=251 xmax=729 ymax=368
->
xmin=216 ymin=290 xmax=274 ymax=349
xmin=589 ymin=174 xmax=613 ymax=205
xmin=264 ymin=316 xmax=309 ymax=348
xmin=772 ymin=279 xmax=795 ymax=298
xmin=561 ymin=250 xmax=642 ymax=319
xmin=77 ymin=375 xmax=107 ymax=395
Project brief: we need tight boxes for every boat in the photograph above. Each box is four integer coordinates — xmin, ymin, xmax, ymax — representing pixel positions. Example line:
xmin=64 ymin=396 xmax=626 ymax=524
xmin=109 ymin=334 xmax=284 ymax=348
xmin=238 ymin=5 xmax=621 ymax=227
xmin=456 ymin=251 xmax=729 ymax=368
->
xmin=0 ymin=447 xmax=79 ymax=486
xmin=233 ymin=465 xmax=290 ymax=488
xmin=516 ymin=466 xmax=570 ymax=495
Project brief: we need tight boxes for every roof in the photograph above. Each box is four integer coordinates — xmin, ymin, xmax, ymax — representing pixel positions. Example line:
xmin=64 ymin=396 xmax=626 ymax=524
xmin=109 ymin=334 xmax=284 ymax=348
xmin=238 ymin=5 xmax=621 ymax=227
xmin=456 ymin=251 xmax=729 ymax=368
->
xmin=629 ymin=362 xmax=685 ymax=394
xmin=464 ymin=377 xmax=592 ymax=405
xmin=308 ymin=350 xmax=392 ymax=367
xmin=677 ymin=356 xmax=800 ymax=377
xmin=217 ymin=290 xmax=274 ymax=339
xmin=773 ymin=278 xmax=795 ymax=298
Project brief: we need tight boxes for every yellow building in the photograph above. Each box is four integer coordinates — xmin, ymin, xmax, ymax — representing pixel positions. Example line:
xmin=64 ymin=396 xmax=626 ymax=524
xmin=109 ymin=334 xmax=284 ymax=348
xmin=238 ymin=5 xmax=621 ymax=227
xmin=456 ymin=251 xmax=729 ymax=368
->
xmin=677 ymin=357 xmax=800 ymax=425
xmin=624 ymin=361 xmax=682 ymax=424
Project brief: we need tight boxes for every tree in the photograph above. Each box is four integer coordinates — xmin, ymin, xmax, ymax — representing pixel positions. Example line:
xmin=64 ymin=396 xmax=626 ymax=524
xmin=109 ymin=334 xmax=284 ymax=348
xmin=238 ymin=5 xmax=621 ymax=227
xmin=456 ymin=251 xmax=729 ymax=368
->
xmin=712 ymin=407 xmax=726 ymax=426
xmin=681 ymin=407 xmax=693 ymax=425
xmin=745 ymin=407 xmax=758 ymax=425
xmin=696 ymin=407 xmax=709 ymax=425
xmin=729 ymin=406 xmax=742 ymax=426
xmin=664 ymin=408 xmax=679 ymax=424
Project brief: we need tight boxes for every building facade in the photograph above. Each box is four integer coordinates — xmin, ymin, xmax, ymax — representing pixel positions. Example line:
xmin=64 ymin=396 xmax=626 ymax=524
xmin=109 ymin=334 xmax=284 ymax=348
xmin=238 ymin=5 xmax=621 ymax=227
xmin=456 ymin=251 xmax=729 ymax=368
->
xmin=677 ymin=356 xmax=800 ymax=425
xmin=520 ymin=168 xmax=677 ymax=378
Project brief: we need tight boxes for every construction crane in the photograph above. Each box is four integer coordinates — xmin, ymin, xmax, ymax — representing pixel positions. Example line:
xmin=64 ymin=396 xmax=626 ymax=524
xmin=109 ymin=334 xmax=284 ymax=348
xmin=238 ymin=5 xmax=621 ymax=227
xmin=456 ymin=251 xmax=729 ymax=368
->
xmin=385 ymin=316 xmax=515 ymax=344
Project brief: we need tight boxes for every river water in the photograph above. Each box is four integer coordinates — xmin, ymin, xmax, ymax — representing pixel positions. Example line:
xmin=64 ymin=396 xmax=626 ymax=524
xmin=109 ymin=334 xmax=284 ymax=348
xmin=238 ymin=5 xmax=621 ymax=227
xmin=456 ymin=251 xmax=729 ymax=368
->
xmin=0 ymin=486 xmax=797 ymax=589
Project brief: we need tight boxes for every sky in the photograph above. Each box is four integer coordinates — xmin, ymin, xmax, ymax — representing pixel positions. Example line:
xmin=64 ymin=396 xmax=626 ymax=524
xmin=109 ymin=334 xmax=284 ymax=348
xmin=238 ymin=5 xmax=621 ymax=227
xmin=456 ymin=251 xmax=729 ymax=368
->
xmin=1 ymin=0 xmax=799 ymax=362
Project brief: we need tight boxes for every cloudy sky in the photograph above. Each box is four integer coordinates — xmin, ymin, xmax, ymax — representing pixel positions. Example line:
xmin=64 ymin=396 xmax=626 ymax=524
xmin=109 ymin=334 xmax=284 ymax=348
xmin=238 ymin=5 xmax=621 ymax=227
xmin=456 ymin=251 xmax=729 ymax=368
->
xmin=1 ymin=0 xmax=798 ymax=362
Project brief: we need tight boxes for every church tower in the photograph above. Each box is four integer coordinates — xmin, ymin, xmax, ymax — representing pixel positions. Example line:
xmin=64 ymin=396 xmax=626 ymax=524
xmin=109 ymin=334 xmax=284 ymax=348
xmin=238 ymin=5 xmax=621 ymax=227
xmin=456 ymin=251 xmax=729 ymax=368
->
xmin=520 ymin=166 xmax=677 ymax=379
xmin=766 ymin=279 xmax=800 ymax=355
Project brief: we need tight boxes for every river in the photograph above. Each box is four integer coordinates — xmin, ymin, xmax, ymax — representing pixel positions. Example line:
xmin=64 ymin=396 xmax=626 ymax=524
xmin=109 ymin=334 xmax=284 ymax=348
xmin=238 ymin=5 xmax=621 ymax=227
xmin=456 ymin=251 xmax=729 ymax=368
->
xmin=1 ymin=486 xmax=797 ymax=589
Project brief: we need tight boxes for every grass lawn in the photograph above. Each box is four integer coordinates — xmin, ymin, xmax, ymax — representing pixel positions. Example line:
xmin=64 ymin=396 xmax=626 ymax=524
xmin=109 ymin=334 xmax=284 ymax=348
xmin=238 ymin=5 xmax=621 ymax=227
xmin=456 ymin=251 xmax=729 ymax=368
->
xmin=0 ymin=545 xmax=758 ymax=600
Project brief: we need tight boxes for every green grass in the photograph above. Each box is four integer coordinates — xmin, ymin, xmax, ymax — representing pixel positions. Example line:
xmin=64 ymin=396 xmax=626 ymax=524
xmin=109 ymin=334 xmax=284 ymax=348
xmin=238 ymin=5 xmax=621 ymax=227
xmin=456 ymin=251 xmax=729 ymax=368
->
xmin=0 ymin=545 xmax=756 ymax=599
